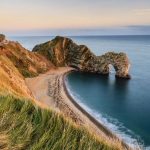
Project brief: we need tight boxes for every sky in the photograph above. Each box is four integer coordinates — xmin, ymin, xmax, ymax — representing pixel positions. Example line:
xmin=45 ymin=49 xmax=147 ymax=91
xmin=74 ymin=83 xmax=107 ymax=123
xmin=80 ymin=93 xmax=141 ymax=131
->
xmin=0 ymin=0 xmax=150 ymax=36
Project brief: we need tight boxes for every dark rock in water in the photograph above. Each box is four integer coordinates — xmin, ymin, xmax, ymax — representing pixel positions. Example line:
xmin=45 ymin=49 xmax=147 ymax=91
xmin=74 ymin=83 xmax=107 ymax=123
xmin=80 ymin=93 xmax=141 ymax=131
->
xmin=0 ymin=34 xmax=5 ymax=42
xmin=33 ymin=36 xmax=131 ymax=79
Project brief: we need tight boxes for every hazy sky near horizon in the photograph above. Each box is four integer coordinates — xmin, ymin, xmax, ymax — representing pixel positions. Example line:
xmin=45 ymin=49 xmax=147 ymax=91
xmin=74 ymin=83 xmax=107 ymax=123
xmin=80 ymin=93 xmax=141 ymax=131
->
xmin=0 ymin=0 xmax=150 ymax=35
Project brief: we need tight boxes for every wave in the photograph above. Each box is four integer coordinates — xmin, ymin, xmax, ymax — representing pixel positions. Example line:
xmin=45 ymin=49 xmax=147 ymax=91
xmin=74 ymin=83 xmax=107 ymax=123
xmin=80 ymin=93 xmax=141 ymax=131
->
xmin=65 ymin=78 xmax=145 ymax=150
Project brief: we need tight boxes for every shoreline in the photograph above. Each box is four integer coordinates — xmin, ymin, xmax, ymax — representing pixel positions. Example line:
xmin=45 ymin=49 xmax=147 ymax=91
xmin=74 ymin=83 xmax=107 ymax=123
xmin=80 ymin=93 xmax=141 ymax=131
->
xmin=63 ymin=71 xmax=116 ymax=138
xmin=25 ymin=67 xmax=130 ymax=150
xmin=63 ymin=71 xmax=130 ymax=150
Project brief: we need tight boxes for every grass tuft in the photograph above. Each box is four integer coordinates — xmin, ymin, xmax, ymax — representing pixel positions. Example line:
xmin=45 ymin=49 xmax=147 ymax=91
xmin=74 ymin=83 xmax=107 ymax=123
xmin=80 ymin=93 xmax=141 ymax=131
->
xmin=0 ymin=95 xmax=122 ymax=150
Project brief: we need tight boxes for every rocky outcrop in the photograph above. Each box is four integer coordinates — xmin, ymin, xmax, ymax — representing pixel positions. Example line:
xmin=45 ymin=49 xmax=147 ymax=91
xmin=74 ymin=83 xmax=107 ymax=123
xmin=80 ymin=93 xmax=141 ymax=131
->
xmin=0 ymin=34 xmax=5 ymax=42
xmin=33 ymin=36 xmax=131 ymax=79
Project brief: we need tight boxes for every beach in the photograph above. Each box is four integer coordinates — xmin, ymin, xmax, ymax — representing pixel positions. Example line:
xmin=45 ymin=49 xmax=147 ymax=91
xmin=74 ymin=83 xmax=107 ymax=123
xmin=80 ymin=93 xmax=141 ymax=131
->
xmin=25 ymin=67 xmax=129 ymax=149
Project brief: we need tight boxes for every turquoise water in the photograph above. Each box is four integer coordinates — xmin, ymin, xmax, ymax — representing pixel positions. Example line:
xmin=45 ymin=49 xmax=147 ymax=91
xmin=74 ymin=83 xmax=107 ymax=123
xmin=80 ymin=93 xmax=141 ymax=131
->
xmin=9 ymin=35 xmax=150 ymax=149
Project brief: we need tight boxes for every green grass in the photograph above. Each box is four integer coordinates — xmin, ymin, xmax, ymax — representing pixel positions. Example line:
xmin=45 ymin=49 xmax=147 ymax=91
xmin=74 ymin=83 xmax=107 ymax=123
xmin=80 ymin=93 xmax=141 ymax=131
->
xmin=0 ymin=95 xmax=121 ymax=150
xmin=19 ymin=68 xmax=38 ymax=78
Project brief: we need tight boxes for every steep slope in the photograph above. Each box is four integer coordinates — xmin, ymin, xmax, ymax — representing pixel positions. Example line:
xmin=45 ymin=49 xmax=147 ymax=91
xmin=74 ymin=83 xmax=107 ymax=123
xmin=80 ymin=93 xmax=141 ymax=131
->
xmin=0 ymin=36 xmax=54 ymax=98
xmin=0 ymin=95 xmax=124 ymax=150
xmin=33 ymin=36 xmax=131 ymax=78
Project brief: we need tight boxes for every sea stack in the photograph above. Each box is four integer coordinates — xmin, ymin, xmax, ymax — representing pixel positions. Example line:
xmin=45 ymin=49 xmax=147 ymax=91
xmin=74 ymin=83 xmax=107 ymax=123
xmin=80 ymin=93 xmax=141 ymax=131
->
xmin=33 ymin=36 xmax=131 ymax=79
xmin=0 ymin=34 xmax=5 ymax=42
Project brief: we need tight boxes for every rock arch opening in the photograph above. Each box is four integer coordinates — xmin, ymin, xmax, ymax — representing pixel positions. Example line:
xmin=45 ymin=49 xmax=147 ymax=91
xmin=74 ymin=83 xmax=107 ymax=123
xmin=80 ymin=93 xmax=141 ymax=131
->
xmin=109 ymin=64 xmax=116 ymax=74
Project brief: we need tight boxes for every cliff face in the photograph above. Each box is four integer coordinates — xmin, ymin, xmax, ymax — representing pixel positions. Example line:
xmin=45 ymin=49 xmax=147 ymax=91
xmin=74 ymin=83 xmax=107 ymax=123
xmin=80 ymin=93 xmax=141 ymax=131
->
xmin=33 ymin=36 xmax=131 ymax=78
xmin=0 ymin=37 xmax=54 ymax=97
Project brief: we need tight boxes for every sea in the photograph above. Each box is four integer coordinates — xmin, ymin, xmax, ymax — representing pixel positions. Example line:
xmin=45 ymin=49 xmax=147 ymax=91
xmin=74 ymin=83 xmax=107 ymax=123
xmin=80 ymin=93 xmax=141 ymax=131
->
xmin=9 ymin=35 xmax=150 ymax=150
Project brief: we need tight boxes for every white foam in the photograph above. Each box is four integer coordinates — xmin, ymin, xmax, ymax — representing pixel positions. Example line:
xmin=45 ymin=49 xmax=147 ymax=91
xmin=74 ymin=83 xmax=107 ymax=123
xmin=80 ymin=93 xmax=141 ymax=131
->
xmin=146 ymin=147 xmax=150 ymax=150
xmin=65 ymin=78 xmax=146 ymax=150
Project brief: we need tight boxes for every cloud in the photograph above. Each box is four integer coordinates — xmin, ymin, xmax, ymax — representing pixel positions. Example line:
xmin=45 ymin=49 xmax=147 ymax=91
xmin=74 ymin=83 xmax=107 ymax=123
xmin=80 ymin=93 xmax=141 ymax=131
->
xmin=128 ymin=25 xmax=150 ymax=30
xmin=133 ymin=9 xmax=150 ymax=15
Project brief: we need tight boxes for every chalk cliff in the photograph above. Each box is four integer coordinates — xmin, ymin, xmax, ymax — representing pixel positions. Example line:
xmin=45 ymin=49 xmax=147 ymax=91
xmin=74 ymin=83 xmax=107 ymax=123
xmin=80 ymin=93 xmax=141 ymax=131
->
xmin=33 ymin=36 xmax=130 ymax=78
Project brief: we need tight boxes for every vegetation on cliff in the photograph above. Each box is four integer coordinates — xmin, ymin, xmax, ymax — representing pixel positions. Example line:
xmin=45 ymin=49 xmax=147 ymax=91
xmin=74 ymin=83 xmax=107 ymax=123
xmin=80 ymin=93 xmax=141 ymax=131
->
xmin=0 ymin=39 xmax=54 ymax=98
xmin=0 ymin=40 xmax=54 ymax=78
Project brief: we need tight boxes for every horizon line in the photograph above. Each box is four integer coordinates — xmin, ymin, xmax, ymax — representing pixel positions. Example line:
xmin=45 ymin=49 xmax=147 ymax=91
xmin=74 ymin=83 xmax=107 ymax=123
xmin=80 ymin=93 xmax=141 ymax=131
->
xmin=8 ymin=34 xmax=150 ymax=37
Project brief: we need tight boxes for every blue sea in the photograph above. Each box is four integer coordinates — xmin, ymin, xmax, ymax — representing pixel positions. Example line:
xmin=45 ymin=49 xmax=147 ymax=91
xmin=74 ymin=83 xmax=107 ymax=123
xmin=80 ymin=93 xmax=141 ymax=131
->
xmin=9 ymin=35 xmax=150 ymax=149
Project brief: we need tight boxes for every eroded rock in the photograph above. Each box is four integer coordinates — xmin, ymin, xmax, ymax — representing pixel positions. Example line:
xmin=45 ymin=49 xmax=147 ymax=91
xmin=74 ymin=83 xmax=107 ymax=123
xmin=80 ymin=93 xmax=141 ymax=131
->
xmin=33 ymin=36 xmax=131 ymax=79
xmin=0 ymin=34 xmax=5 ymax=42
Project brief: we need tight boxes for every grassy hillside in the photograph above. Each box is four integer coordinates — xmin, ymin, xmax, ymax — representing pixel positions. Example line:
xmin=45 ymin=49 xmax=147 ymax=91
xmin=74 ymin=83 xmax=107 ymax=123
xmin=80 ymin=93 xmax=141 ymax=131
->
xmin=0 ymin=95 xmax=121 ymax=150
xmin=0 ymin=41 xmax=54 ymax=78
xmin=0 ymin=40 xmax=54 ymax=98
